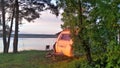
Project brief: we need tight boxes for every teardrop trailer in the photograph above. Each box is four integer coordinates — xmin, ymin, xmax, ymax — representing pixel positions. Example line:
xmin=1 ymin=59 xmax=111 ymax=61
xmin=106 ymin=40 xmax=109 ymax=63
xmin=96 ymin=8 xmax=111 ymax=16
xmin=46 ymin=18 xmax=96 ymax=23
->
xmin=53 ymin=29 xmax=73 ymax=57
xmin=45 ymin=28 xmax=80 ymax=58
xmin=46 ymin=29 xmax=73 ymax=57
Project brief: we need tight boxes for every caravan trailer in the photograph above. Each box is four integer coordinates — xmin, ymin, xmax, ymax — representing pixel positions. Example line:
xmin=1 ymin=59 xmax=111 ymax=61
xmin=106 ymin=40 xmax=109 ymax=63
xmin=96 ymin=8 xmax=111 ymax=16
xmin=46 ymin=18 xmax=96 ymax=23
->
xmin=54 ymin=29 xmax=73 ymax=57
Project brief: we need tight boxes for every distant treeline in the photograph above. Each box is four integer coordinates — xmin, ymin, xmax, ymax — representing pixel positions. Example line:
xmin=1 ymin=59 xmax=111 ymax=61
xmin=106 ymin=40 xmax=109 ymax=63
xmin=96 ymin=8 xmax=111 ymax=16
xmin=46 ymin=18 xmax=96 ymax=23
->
xmin=0 ymin=34 xmax=57 ymax=38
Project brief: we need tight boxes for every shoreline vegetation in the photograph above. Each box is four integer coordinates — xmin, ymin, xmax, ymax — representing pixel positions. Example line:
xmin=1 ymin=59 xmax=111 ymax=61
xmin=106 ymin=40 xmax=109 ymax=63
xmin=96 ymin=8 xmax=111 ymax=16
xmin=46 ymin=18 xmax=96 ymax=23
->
xmin=0 ymin=50 xmax=82 ymax=68
xmin=0 ymin=34 xmax=57 ymax=38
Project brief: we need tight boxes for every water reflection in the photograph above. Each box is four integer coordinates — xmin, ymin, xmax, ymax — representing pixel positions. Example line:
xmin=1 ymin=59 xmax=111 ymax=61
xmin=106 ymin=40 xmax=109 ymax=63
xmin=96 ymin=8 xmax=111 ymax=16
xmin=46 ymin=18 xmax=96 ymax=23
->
xmin=0 ymin=38 xmax=56 ymax=52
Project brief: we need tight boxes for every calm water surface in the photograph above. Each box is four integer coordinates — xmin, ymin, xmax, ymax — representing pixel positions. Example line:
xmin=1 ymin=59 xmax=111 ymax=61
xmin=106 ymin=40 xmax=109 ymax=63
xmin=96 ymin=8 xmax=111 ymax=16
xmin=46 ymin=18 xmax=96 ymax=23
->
xmin=0 ymin=38 xmax=56 ymax=52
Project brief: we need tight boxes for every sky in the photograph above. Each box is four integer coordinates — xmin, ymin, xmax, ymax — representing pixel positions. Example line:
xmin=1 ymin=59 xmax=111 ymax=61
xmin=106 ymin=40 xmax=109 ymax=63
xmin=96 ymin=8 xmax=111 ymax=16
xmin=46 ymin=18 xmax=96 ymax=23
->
xmin=19 ymin=10 xmax=63 ymax=34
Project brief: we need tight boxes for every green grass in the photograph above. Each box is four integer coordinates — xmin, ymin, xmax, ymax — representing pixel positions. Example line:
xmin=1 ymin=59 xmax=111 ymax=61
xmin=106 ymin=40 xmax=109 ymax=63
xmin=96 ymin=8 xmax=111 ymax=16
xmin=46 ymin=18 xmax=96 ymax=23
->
xmin=0 ymin=50 xmax=84 ymax=68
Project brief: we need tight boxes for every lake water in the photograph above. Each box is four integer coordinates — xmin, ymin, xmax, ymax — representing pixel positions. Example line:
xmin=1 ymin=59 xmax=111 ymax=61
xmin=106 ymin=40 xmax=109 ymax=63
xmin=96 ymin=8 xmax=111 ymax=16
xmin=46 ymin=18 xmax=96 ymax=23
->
xmin=0 ymin=38 xmax=56 ymax=52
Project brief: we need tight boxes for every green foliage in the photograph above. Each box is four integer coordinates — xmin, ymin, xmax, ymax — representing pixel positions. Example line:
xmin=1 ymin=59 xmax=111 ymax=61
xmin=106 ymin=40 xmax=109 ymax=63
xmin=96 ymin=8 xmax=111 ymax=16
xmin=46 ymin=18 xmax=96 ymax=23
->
xmin=59 ymin=0 xmax=120 ymax=67
xmin=106 ymin=42 xmax=120 ymax=68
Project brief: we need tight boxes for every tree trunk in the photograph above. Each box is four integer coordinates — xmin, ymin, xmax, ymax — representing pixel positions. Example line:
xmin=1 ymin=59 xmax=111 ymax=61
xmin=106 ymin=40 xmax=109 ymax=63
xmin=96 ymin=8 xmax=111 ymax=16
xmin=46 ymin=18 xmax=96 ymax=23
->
xmin=78 ymin=0 xmax=92 ymax=63
xmin=13 ymin=0 xmax=19 ymax=53
xmin=7 ymin=4 xmax=15 ymax=52
xmin=83 ymin=40 xmax=92 ymax=63
xmin=1 ymin=0 xmax=8 ymax=53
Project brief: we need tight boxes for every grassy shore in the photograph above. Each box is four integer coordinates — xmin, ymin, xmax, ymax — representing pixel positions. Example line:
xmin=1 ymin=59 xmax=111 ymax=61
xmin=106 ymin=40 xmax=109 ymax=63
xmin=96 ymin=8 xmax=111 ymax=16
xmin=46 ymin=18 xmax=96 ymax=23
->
xmin=0 ymin=50 xmax=83 ymax=68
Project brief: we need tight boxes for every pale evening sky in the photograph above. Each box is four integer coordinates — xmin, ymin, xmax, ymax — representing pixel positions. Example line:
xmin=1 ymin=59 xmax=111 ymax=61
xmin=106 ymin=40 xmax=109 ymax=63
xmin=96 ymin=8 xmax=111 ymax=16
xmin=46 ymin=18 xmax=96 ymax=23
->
xmin=19 ymin=10 xmax=63 ymax=34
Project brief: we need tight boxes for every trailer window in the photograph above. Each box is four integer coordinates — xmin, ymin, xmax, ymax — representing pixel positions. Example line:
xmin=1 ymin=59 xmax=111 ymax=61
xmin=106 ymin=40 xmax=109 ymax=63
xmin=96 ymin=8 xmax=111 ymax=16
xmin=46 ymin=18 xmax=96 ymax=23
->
xmin=60 ymin=34 xmax=71 ymax=41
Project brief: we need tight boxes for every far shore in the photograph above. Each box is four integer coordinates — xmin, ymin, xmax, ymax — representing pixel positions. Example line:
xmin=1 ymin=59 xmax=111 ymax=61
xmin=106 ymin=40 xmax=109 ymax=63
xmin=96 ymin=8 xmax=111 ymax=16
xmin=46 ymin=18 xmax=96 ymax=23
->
xmin=0 ymin=34 xmax=57 ymax=38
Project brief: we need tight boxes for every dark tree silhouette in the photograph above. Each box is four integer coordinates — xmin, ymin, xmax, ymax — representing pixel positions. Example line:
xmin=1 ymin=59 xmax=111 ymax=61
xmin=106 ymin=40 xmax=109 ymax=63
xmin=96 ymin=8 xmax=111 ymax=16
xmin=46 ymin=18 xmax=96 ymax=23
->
xmin=1 ymin=0 xmax=8 ymax=53
xmin=0 ymin=0 xmax=59 ymax=53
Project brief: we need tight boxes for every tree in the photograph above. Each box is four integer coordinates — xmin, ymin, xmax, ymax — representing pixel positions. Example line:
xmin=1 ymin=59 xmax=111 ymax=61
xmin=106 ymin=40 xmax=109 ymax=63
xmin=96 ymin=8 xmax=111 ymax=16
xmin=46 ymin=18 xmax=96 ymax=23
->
xmin=12 ymin=0 xmax=59 ymax=53
xmin=0 ymin=0 xmax=17 ymax=53
xmin=59 ymin=0 xmax=120 ymax=66
xmin=1 ymin=0 xmax=8 ymax=53
xmin=59 ymin=0 xmax=92 ymax=63
xmin=89 ymin=0 xmax=120 ymax=67
xmin=7 ymin=2 xmax=15 ymax=53
xmin=0 ymin=0 xmax=59 ymax=53
xmin=13 ymin=0 xmax=19 ymax=53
